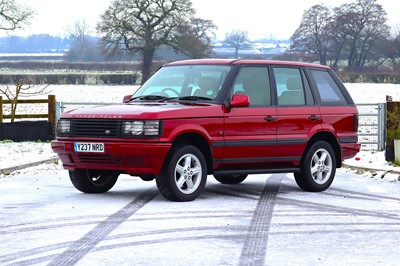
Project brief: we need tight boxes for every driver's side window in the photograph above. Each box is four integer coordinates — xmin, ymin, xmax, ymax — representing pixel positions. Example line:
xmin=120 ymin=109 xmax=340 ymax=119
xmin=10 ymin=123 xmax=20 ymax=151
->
xmin=230 ymin=66 xmax=271 ymax=106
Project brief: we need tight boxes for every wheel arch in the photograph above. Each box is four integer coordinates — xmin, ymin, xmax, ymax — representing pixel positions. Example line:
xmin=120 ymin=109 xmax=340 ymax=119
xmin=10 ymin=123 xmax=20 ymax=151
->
xmin=164 ymin=132 xmax=213 ymax=174
xmin=305 ymin=131 xmax=342 ymax=168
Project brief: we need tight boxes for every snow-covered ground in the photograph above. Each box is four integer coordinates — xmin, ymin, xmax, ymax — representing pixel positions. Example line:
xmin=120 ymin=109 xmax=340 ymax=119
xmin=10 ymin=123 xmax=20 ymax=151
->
xmin=0 ymin=141 xmax=55 ymax=169
xmin=1 ymin=83 xmax=400 ymax=181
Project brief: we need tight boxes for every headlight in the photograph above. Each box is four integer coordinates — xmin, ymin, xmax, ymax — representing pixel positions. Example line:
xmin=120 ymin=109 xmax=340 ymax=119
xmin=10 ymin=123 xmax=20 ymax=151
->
xmin=123 ymin=121 xmax=144 ymax=135
xmin=57 ymin=120 xmax=70 ymax=135
xmin=122 ymin=120 xmax=161 ymax=137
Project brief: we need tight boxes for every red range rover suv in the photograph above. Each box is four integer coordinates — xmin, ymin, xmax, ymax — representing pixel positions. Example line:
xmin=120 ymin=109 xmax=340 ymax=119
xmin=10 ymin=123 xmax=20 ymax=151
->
xmin=51 ymin=59 xmax=360 ymax=201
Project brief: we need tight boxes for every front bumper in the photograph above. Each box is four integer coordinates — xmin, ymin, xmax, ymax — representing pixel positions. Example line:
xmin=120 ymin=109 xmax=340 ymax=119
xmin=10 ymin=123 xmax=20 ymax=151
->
xmin=51 ymin=140 xmax=172 ymax=175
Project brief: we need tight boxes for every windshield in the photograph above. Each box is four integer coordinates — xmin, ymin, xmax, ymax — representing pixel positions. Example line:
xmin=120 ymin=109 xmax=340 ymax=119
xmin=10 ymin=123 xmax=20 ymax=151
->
xmin=132 ymin=65 xmax=232 ymax=101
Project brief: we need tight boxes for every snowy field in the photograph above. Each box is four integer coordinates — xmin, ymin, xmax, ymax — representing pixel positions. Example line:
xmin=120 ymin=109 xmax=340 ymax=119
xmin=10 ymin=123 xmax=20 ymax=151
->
xmin=1 ymin=82 xmax=400 ymax=181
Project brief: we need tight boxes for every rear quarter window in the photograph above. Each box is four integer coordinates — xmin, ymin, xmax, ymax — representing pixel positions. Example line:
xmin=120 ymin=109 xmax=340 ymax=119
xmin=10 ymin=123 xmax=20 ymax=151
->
xmin=309 ymin=69 xmax=348 ymax=105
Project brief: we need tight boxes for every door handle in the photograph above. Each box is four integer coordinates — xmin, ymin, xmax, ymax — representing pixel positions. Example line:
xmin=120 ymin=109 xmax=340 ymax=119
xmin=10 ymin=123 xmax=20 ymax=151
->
xmin=309 ymin=115 xmax=320 ymax=120
xmin=264 ymin=115 xmax=277 ymax=122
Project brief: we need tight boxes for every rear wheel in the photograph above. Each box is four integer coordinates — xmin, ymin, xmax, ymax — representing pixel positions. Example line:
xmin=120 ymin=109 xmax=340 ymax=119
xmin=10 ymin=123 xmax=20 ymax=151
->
xmin=294 ymin=141 xmax=336 ymax=192
xmin=214 ymin=174 xmax=248 ymax=184
xmin=69 ymin=169 xmax=119 ymax=193
xmin=156 ymin=145 xmax=207 ymax=202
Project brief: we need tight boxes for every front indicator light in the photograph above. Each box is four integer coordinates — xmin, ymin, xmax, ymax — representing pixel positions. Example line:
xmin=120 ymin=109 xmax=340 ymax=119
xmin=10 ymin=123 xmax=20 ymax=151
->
xmin=144 ymin=121 xmax=160 ymax=136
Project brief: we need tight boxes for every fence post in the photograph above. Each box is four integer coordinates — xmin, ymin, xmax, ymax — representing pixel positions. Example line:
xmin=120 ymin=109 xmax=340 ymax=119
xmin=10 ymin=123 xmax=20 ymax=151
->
xmin=378 ymin=103 xmax=386 ymax=151
xmin=55 ymin=102 xmax=61 ymax=123
xmin=0 ymin=96 xmax=2 ymax=123
xmin=48 ymin=95 xmax=56 ymax=133
xmin=60 ymin=101 xmax=65 ymax=113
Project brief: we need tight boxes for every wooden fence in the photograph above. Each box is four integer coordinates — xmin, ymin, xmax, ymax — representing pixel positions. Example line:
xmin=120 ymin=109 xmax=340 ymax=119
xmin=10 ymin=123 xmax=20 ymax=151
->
xmin=0 ymin=95 xmax=56 ymax=130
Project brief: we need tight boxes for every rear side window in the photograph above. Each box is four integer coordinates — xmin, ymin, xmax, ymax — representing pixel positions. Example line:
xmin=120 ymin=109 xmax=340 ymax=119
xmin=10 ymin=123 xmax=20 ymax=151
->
xmin=274 ymin=67 xmax=306 ymax=106
xmin=309 ymin=69 xmax=347 ymax=105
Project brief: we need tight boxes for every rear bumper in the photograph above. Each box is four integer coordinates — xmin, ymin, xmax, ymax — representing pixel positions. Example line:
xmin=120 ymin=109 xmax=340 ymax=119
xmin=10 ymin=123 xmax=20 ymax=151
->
xmin=51 ymin=140 xmax=172 ymax=175
xmin=341 ymin=142 xmax=361 ymax=160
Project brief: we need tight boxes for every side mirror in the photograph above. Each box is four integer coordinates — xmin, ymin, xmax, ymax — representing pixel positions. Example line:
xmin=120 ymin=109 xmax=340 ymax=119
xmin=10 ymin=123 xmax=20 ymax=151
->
xmin=229 ymin=94 xmax=250 ymax=108
xmin=123 ymin=95 xmax=132 ymax=103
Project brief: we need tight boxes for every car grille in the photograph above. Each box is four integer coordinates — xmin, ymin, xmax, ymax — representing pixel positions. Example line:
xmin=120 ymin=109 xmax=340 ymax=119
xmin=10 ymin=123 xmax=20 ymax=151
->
xmin=71 ymin=119 xmax=122 ymax=138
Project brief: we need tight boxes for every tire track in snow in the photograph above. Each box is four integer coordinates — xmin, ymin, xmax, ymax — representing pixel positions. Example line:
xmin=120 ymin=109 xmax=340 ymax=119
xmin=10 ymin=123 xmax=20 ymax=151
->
xmin=48 ymin=188 xmax=158 ymax=266
xmin=239 ymin=174 xmax=284 ymax=266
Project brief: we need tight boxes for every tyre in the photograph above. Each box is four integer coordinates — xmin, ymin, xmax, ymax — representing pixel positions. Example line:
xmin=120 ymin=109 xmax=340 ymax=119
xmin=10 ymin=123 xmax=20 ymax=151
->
xmin=69 ymin=169 xmax=119 ymax=193
xmin=156 ymin=145 xmax=207 ymax=202
xmin=214 ymin=174 xmax=248 ymax=184
xmin=139 ymin=175 xmax=155 ymax=181
xmin=294 ymin=141 xmax=336 ymax=192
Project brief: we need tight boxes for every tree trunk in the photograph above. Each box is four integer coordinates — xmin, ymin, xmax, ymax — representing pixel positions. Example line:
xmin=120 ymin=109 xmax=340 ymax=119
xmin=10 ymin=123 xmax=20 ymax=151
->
xmin=234 ymin=47 xmax=239 ymax=58
xmin=141 ymin=48 xmax=156 ymax=84
xmin=10 ymin=100 xmax=16 ymax=123
xmin=319 ymin=46 xmax=327 ymax=65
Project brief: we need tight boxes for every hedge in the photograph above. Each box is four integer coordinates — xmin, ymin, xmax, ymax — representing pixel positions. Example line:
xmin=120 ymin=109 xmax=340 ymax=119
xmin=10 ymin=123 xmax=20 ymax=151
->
xmin=0 ymin=61 xmax=140 ymax=71
xmin=336 ymin=72 xmax=400 ymax=84
xmin=0 ymin=73 xmax=138 ymax=85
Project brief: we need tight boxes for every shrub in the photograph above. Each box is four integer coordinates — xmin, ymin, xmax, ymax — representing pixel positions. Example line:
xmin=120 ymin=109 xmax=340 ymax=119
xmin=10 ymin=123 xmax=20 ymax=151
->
xmin=336 ymin=71 xmax=400 ymax=84
xmin=0 ymin=73 xmax=138 ymax=85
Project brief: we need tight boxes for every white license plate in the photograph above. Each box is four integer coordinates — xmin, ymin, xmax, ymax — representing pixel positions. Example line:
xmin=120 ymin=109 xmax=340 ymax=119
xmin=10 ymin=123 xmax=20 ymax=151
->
xmin=74 ymin=142 xmax=105 ymax=153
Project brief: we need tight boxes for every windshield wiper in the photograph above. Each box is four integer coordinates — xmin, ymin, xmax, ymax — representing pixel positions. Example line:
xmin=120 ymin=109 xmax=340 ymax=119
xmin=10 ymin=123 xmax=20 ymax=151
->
xmin=160 ymin=96 xmax=212 ymax=102
xmin=125 ymin=95 xmax=168 ymax=103
xmin=126 ymin=95 xmax=213 ymax=103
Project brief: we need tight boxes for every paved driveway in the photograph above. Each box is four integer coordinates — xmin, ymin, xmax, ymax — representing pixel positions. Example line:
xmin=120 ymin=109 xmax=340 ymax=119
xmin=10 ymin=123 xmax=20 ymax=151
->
xmin=1 ymin=169 xmax=399 ymax=265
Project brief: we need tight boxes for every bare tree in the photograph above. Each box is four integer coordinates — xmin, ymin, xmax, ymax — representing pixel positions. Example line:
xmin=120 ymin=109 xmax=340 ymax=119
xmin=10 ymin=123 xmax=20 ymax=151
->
xmin=324 ymin=7 xmax=351 ymax=69
xmin=391 ymin=25 xmax=400 ymax=68
xmin=378 ymin=25 xmax=400 ymax=69
xmin=65 ymin=19 xmax=102 ymax=61
xmin=224 ymin=30 xmax=249 ymax=58
xmin=97 ymin=0 xmax=215 ymax=83
xmin=175 ymin=18 xmax=217 ymax=58
xmin=66 ymin=19 xmax=91 ymax=47
xmin=0 ymin=82 xmax=49 ymax=122
xmin=0 ymin=0 xmax=33 ymax=31
xmin=333 ymin=0 xmax=390 ymax=70
xmin=0 ymin=1 xmax=41 ymax=122
xmin=291 ymin=4 xmax=332 ymax=65
xmin=290 ymin=0 xmax=390 ymax=70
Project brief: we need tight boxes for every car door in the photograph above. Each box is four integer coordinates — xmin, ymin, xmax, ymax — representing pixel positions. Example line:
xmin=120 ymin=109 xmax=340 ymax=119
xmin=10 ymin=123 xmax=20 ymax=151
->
xmin=220 ymin=66 xmax=278 ymax=169
xmin=273 ymin=66 xmax=321 ymax=166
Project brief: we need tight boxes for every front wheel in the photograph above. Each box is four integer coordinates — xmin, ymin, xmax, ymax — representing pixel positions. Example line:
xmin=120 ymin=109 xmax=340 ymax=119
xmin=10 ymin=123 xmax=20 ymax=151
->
xmin=69 ymin=169 xmax=119 ymax=193
xmin=294 ymin=141 xmax=336 ymax=192
xmin=156 ymin=145 xmax=207 ymax=202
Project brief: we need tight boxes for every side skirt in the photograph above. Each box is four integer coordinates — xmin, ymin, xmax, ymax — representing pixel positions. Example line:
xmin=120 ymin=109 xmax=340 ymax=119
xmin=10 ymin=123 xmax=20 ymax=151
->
xmin=213 ymin=167 xmax=300 ymax=175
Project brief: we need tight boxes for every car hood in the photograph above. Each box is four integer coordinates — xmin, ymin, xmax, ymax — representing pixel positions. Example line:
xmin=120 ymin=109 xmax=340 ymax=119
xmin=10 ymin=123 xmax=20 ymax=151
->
xmin=60 ymin=102 xmax=224 ymax=120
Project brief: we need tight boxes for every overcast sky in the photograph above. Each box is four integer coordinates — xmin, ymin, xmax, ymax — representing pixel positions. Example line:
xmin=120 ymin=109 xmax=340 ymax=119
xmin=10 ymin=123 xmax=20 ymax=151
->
xmin=9 ymin=0 xmax=400 ymax=40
